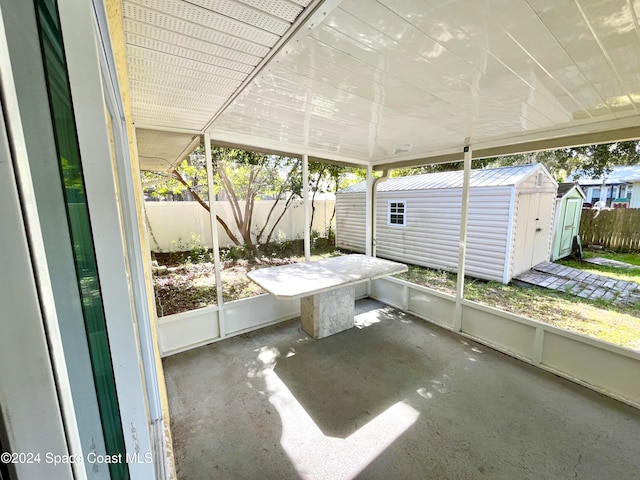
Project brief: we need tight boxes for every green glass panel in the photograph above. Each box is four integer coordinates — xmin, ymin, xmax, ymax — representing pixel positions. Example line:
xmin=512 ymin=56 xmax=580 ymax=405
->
xmin=34 ymin=1 xmax=129 ymax=478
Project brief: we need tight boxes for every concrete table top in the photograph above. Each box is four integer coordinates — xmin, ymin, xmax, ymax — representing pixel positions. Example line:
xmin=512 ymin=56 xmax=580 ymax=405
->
xmin=247 ymin=254 xmax=408 ymax=300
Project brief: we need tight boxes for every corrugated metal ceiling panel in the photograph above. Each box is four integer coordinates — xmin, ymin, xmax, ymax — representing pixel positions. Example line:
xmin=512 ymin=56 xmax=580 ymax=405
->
xmin=124 ymin=0 xmax=640 ymax=169
xmin=124 ymin=0 xmax=317 ymax=137
xmin=208 ymin=0 xmax=640 ymax=163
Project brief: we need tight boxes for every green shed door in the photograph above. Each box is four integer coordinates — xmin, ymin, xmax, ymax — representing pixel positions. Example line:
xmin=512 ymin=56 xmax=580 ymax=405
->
xmin=559 ymin=198 xmax=581 ymax=257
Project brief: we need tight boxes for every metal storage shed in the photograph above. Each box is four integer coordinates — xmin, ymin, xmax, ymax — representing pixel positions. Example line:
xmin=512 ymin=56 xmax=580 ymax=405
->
xmin=551 ymin=183 xmax=586 ymax=261
xmin=336 ymin=164 xmax=557 ymax=283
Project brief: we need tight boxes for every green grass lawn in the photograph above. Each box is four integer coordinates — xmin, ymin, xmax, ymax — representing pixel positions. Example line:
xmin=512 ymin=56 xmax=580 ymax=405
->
xmin=154 ymin=243 xmax=639 ymax=350
xmin=557 ymin=251 xmax=640 ymax=284
xmin=394 ymin=251 xmax=640 ymax=351
xmin=583 ymin=251 xmax=640 ymax=267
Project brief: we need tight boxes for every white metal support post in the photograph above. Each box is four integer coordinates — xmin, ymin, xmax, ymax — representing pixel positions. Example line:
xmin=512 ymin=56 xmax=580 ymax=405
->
xmin=365 ymin=164 xmax=373 ymax=257
xmin=303 ymin=154 xmax=311 ymax=261
xmin=205 ymin=133 xmax=226 ymax=337
xmin=372 ymin=169 xmax=390 ymax=258
xmin=365 ymin=164 xmax=373 ymax=295
xmin=454 ymin=145 xmax=472 ymax=331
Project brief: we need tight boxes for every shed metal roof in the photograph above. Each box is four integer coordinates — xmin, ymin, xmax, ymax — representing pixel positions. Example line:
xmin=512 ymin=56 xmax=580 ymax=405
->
xmin=339 ymin=163 xmax=545 ymax=193
xmin=556 ymin=183 xmax=586 ymax=199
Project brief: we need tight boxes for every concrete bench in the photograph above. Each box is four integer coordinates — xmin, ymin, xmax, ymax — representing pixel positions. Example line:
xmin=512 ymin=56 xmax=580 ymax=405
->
xmin=247 ymin=254 xmax=407 ymax=339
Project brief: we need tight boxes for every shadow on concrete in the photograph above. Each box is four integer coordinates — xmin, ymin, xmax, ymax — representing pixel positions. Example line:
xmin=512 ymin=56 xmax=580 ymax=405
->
xmin=164 ymin=298 xmax=640 ymax=480
xmin=274 ymin=308 xmax=442 ymax=438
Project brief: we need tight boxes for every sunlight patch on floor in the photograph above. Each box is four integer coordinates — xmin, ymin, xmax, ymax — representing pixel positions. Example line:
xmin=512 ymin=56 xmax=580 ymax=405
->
xmin=259 ymin=354 xmax=419 ymax=480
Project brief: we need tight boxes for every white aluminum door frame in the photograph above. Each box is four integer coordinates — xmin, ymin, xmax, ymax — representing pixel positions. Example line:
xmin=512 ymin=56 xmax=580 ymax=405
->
xmin=57 ymin=0 xmax=158 ymax=477
xmin=0 ymin=47 xmax=74 ymax=480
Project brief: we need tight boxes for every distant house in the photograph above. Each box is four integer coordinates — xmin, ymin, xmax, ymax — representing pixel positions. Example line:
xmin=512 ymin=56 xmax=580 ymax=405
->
xmin=570 ymin=166 xmax=640 ymax=208
xmin=336 ymin=164 xmax=558 ymax=284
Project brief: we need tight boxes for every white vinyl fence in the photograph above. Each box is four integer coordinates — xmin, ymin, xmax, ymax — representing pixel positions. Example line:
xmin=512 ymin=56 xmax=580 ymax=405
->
xmin=145 ymin=199 xmax=335 ymax=252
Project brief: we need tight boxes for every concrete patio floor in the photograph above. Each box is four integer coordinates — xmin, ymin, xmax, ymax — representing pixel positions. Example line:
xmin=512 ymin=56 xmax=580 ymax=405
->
xmin=163 ymin=299 xmax=640 ymax=480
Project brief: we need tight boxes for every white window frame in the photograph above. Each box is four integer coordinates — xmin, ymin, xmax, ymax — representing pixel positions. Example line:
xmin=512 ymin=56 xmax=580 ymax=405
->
xmin=388 ymin=200 xmax=407 ymax=226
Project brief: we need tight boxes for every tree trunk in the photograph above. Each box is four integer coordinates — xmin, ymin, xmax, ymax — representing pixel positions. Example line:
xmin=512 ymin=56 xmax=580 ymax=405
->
xmin=215 ymin=161 xmax=258 ymax=251
xmin=256 ymin=162 xmax=299 ymax=245
xmin=265 ymin=195 xmax=297 ymax=245
xmin=309 ymin=169 xmax=324 ymax=234
xmin=172 ymin=168 xmax=241 ymax=245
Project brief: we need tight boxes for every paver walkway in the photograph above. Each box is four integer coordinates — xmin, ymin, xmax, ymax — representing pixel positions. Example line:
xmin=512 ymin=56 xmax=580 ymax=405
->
xmin=584 ymin=257 xmax=639 ymax=270
xmin=513 ymin=261 xmax=640 ymax=305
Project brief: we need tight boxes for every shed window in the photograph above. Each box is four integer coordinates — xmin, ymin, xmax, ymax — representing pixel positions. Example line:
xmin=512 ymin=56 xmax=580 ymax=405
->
xmin=536 ymin=172 xmax=544 ymax=187
xmin=388 ymin=201 xmax=406 ymax=226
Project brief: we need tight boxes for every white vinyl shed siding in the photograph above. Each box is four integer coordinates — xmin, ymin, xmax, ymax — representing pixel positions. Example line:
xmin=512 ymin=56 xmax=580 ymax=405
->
xmin=335 ymin=164 xmax=557 ymax=283
xmin=374 ymin=187 xmax=511 ymax=281
xmin=518 ymin=169 xmax=554 ymax=193
xmin=335 ymin=192 xmax=366 ymax=253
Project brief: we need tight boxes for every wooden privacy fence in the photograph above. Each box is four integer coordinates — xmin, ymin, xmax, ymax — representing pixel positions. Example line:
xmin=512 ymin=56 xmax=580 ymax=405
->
xmin=579 ymin=208 xmax=640 ymax=252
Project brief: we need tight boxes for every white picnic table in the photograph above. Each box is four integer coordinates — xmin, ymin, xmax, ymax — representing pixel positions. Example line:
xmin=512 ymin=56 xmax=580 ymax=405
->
xmin=247 ymin=254 xmax=407 ymax=338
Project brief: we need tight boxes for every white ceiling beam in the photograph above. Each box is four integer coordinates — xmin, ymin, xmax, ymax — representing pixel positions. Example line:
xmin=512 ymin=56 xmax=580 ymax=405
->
xmin=135 ymin=124 xmax=203 ymax=135
xmin=207 ymin=130 xmax=369 ymax=166
xmin=374 ymin=122 xmax=640 ymax=171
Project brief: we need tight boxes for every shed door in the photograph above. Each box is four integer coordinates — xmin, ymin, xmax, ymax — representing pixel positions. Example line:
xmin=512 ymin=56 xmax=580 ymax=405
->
xmin=559 ymin=198 xmax=581 ymax=257
xmin=527 ymin=193 xmax=546 ymax=269
xmin=513 ymin=192 xmax=553 ymax=276
xmin=513 ymin=193 xmax=537 ymax=275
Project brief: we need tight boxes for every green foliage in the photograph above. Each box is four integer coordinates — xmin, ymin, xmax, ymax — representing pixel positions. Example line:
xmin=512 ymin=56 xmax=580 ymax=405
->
xmin=61 ymin=157 xmax=84 ymax=192
xmin=187 ymin=234 xmax=211 ymax=263
xmin=170 ymin=237 xmax=188 ymax=253
xmin=212 ymin=146 xmax=283 ymax=199
xmin=143 ymin=151 xmax=208 ymax=200
xmin=308 ymin=162 xmax=370 ymax=193
xmin=212 ymin=147 xmax=303 ymax=249
xmin=568 ymin=141 xmax=640 ymax=179
xmin=310 ymin=227 xmax=336 ymax=254
xmin=219 ymin=244 xmax=254 ymax=262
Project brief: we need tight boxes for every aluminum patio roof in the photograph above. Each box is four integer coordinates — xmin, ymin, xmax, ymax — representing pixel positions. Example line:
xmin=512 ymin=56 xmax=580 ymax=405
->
xmin=127 ymin=0 xmax=640 ymax=172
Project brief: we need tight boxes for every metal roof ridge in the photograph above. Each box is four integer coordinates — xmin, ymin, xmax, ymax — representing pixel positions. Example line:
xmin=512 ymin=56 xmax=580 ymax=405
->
xmin=338 ymin=163 xmax=543 ymax=193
